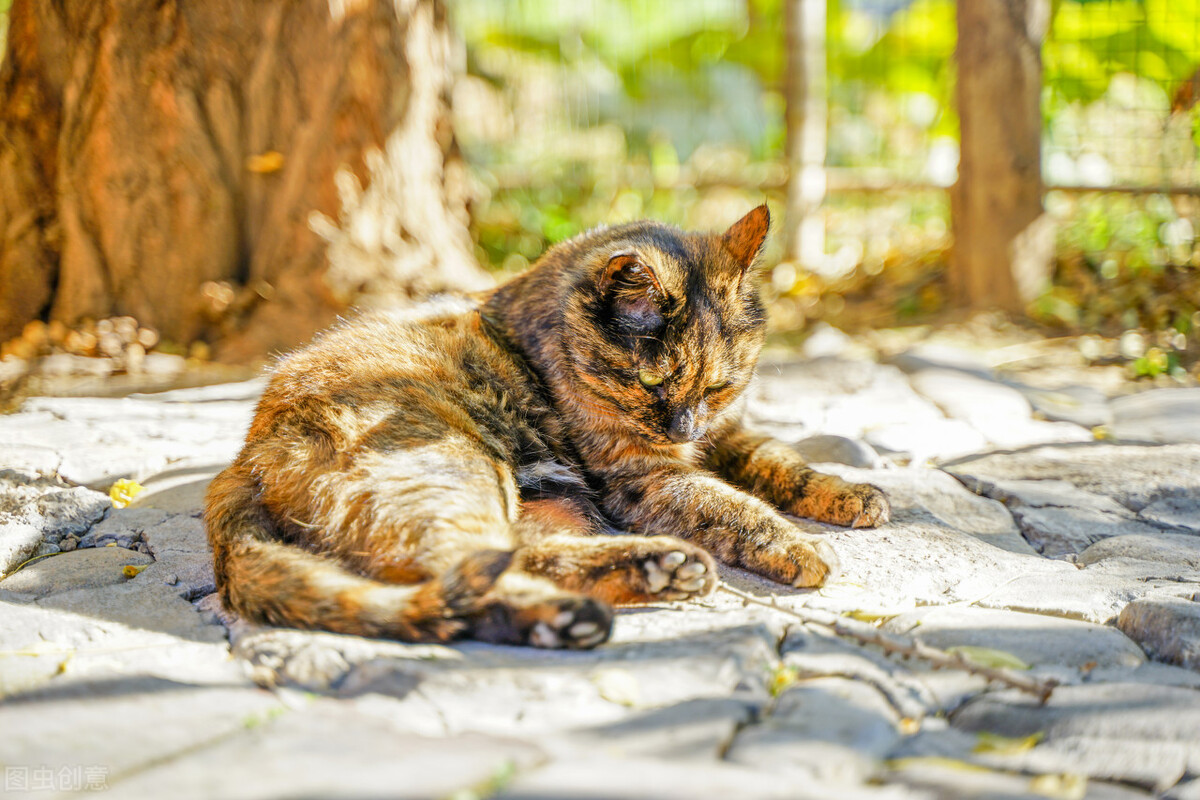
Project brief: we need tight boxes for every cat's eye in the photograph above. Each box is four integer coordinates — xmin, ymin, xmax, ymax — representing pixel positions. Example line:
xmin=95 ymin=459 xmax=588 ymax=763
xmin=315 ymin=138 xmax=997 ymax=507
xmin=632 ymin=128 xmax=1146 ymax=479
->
xmin=705 ymin=381 xmax=729 ymax=394
xmin=638 ymin=369 xmax=664 ymax=388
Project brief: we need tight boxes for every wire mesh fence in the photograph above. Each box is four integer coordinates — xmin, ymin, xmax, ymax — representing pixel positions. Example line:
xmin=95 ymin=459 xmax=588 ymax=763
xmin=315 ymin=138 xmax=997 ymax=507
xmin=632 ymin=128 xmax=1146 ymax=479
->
xmin=449 ymin=0 xmax=1200 ymax=339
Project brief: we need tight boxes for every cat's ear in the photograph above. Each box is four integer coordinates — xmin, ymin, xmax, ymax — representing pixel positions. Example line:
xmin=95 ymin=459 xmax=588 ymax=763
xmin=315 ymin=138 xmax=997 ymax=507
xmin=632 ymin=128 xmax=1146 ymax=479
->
xmin=598 ymin=252 xmax=667 ymax=329
xmin=722 ymin=204 xmax=771 ymax=272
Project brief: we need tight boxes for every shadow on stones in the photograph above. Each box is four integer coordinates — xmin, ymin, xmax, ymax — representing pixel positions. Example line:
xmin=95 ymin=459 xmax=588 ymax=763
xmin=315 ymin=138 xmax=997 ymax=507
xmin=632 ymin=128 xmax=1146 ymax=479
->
xmin=1 ymin=675 xmax=252 ymax=707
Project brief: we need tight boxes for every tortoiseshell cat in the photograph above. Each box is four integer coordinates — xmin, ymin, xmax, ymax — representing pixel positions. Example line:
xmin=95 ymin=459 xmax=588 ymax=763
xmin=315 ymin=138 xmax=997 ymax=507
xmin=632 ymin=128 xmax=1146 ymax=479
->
xmin=205 ymin=206 xmax=888 ymax=649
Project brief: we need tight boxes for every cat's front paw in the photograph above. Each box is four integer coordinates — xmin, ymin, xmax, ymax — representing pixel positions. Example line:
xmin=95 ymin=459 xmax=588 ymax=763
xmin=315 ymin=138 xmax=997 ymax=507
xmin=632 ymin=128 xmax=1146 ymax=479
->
xmin=740 ymin=527 xmax=840 ymax=588
xmin=792 ymin=477 xmax=890 ymax=528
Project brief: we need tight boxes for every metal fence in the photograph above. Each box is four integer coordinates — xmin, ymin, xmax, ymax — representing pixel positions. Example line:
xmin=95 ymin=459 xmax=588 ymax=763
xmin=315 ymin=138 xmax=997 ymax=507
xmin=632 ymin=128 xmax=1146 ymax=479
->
xmin=450 ymin=0 xmax=1200 ymax=322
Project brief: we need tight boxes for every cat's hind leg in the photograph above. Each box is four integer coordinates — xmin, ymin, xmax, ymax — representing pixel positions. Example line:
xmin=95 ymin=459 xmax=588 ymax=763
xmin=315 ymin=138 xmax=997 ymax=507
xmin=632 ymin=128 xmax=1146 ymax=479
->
xmin=514 ymin=497 xmax=718 ymax=606
xmin=321 ymin=435 xmax=613 ymax=650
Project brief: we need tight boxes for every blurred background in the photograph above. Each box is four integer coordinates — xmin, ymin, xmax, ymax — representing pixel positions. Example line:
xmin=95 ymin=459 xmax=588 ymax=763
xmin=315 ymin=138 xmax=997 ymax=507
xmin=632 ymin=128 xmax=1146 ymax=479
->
xmin=1 ymin=0 xmax=1199 ymax=399
xmin=452 ymin=0 xmax=1200 ymax=373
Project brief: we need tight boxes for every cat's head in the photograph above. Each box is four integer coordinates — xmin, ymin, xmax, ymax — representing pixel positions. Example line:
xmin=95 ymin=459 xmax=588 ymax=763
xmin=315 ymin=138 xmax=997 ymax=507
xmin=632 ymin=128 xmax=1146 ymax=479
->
xmin=560 ymin=205 xmax=771 ymax=446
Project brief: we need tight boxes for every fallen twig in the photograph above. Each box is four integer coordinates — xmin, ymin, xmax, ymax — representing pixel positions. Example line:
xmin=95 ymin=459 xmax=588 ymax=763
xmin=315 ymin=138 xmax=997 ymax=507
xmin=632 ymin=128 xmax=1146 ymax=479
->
xmin=716 ymin=583 xmax=1058 ymax=704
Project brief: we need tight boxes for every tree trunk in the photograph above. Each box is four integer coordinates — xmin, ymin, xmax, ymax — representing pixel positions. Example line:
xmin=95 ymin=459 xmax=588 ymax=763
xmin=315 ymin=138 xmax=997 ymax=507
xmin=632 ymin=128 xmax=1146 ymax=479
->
xmin=0 ymin=0 xmax=490 ymax=360
xmin=950 ymin=0 xmax=1053 ymax=312
xmin=783 ymin=0 xmax=827 ymax=266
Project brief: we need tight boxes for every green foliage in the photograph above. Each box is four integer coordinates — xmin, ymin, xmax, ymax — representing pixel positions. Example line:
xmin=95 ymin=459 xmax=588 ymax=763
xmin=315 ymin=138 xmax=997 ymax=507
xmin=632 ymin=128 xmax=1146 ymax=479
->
xmin=1046 ymin=0 xmax=1199 ymax=108
xmin=451 ymin=0 xmax=1198 ymax=377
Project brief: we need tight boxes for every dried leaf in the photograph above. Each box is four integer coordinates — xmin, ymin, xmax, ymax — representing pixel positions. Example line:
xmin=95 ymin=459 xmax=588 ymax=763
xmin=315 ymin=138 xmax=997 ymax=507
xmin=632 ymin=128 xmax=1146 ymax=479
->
xmin=844 ymin=609 xmax=899 ymax=624
xmin=122 ymin=564 xmax=148 ymax=579
xmin=591 ymin=668 xmax=640 ymax=707
xmin=246 ymin=151 xmax=285 ymax=174
xmin=946 ymin=645 xmax=1031 ymax=671
xmin=973 ymin=731 xmax=1044 ymax=755
xmin=109 ymin=478 xmax=144 ymax=509
xmin=1028 ymin=773 xmax=1087 ymax=800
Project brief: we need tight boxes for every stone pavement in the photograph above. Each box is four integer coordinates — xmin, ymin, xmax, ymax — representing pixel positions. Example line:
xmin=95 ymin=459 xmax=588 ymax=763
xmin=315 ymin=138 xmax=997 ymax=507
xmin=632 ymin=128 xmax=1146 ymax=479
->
xmin=2 ymin=332 xmax=1200 ymax=799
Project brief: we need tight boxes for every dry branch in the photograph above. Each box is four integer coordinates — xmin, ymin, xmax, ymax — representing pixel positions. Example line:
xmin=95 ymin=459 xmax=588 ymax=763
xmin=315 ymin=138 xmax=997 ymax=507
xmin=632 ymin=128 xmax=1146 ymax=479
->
xmin=717 ymin=583 xmax=1059 ymax=703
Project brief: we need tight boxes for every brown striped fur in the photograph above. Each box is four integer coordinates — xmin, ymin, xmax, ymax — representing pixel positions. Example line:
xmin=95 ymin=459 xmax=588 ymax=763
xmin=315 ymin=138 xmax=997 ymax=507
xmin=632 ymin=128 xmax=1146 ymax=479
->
xmin=205 ymin=206 xmax=888 ymax=649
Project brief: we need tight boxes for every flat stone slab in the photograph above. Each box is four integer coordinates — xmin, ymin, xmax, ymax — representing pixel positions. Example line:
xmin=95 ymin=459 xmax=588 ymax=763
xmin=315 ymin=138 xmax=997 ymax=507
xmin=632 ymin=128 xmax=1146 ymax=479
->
xmin=945 ymin=442 xmax=1200 ymax=514
xmin=907 ymin=367 xmax=1092 ymax=450
xmin=0 ymin=679 xmax=283 ymax=795
xmin=881 ymin=605 xmax=1145 ymax=671
xmin=1118 ymin=598 xmax=1200 ymax=670
xmin=543 ymin=696 xmax=756 ymax=761
xmin=1079 ymin=534 xmax=1200 ymax=569
xmin=747 ymin=358 xmax=952 ymax=453
xmin=952 ymin=683 xmax=1200 ymax=791
xmin=725 ymin=676 xmax=901 ymax=784
xmin=1138 ymin=494 xmax=1200 ymax=534
xmin=101 ymin=700 xmax=545 ymax=800
xmin=1021 ymin=383 xmax=1114 ymax=429
xmin=0 ymin=547 xmax=152 ymax=599
xmin=493 ymin=755 xmax=909 ymax=800
xmin=0 ymin=597 xmax=240 ymax=698
xmin=1111 ymin=388 xmax=1200 ymax=444
xmin=0 ymin=394 xmax=253 ymax=487
xmin=1008 ymin=504 xmax=1166 ymax=559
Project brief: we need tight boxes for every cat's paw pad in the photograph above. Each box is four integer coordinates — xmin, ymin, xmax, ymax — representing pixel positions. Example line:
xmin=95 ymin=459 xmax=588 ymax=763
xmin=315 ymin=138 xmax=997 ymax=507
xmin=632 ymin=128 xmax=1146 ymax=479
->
xmin=528 ymin=596 xmax=613 ymax=650
xmin=640 ymin=547 xmax=717 ymax=601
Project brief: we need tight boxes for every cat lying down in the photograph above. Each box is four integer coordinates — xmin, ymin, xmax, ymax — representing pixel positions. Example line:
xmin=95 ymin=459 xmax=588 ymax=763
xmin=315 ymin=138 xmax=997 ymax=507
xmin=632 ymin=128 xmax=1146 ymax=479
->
xmin=205 ymin=205 xmax=888 ymax=649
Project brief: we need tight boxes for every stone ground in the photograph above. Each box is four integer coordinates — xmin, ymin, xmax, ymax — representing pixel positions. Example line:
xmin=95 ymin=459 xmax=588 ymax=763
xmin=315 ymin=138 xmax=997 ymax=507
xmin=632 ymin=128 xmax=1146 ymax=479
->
xmin=2 ymin=327 xmax=1200 ymax=799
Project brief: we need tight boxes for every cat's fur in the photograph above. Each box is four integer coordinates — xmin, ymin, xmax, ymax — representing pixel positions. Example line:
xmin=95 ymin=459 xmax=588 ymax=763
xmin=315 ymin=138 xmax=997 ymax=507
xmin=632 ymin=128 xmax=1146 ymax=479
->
xmin=205 ymin=206 xmax=888 ymax=649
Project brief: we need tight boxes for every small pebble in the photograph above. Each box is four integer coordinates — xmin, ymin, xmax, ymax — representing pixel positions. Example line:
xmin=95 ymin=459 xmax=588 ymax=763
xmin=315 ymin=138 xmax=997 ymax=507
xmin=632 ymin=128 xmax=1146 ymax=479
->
xmin=136 ymin=542 xmax=150 ymax=554
xmin=164 ymin=574 xmax=179 ymax=586
xmin=33 ymin=541 xmax=61 ymax=558
xmin=60 ymin=538 xmax=77 ymax=552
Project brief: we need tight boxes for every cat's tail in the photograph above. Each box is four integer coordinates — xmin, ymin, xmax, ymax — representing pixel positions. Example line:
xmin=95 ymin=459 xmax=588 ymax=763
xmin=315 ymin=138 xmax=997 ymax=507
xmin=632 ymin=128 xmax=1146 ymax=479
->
xmin=204 ymin=464 xmax=511 ymax=642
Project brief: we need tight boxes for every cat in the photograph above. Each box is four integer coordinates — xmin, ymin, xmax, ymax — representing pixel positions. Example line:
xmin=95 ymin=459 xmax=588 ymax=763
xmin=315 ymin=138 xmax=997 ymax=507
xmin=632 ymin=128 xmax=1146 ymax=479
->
xmin=204 ymin=205 xmax=888 ymax=650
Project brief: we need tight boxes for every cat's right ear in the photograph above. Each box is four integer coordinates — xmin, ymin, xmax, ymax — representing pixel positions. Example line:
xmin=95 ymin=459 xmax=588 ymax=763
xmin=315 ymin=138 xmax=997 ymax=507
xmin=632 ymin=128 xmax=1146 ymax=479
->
xmin=597 ymin=252 xmax=666 ymax=330
xmin=722 ymin=204 xmax=771 ymax=273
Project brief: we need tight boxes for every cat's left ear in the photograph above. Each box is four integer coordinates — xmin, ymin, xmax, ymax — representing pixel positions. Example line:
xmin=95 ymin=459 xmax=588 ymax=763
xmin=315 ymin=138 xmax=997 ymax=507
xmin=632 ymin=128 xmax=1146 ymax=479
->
xmin=597 ymin=252 xmax=668 ymax=330
xmin=722 ymin=204 xmax=771 ymax=273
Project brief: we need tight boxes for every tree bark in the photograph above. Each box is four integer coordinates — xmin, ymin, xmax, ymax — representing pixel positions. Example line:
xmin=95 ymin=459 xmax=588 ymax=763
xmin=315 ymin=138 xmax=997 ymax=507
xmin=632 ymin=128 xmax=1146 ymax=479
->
xmin=0 ymin=0 xmax=490 ymax=360
xmin=783 ymin=0 xmax=827 ymax=266
xmin=951 ymin=0 xmax=1053 ymax=311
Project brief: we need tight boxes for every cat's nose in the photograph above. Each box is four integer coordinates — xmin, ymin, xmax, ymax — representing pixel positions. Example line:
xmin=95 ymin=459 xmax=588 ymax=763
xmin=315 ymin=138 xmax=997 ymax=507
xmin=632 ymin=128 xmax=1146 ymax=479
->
xmin=667 ymin=408 xmax=699 ymax=443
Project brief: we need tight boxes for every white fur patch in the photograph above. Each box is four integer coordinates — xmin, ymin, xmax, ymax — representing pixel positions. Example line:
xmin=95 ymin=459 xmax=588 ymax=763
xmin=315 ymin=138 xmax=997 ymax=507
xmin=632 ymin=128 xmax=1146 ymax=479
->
xmin=516 ymin=461 xmax=588 ymax=491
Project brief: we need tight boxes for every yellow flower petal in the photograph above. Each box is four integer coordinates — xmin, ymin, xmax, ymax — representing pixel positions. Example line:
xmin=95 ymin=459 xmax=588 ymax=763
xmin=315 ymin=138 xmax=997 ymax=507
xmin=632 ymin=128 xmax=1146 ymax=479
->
xmin=109 ymin=478 xmax=144 ymax=509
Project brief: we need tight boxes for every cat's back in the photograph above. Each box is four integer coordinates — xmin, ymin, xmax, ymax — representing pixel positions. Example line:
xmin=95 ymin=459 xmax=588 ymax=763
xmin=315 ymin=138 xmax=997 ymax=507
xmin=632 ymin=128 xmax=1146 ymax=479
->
xmin=247 ymin=296 xmax=515 ymax=441
xmin=272 ymin=296 xmax=482 ymax=388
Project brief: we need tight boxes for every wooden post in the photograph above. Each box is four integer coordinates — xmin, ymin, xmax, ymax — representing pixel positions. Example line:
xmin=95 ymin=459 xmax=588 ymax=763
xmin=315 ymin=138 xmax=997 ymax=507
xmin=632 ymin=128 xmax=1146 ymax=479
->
xmin=783 ymin=0 xmax=827 ymax=266
xmin=951 ymin=0 xmax=1054 ymax=311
